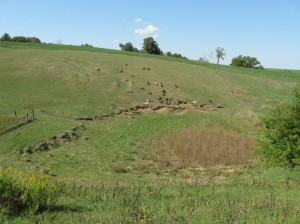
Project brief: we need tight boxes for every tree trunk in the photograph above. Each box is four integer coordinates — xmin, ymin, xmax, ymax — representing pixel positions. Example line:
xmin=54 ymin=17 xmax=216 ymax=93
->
xmin=217 ymin=57 xmax=219 ymax=64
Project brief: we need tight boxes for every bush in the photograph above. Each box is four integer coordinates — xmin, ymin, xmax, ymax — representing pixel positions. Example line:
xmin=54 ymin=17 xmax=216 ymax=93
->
xmin=119 ymin=42 xmax=139 ymax=52
xmin=231 ymin=55 xmax=263 ymax=69
xmin=81 ymin=43 xmax=93 ymax=47
xmin=199 ymin=57 xmax=209 ymax=63
xmin=165 ymin=51 xmax=188 ymax=59
xmin=259 ymin=83 xmax=300 ymax=168
xmin=0 ymin=167 xmax=62 ymax=215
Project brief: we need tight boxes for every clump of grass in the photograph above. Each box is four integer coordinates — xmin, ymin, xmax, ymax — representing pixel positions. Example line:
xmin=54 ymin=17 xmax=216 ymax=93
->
xmin=0 ymin=167 xmax=62 ymax=215
xmin=111 ymin=162 xmax=129 ymax=174
xmin=150 ymin=126 xmax=254 ymax=169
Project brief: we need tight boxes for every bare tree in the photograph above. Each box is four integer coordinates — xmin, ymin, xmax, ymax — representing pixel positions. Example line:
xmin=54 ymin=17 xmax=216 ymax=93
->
xmin=215 ymin=47 xmax=225 ymax=64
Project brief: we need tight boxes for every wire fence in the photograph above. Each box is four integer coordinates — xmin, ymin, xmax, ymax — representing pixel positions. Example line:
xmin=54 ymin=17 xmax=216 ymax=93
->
xmin=0 ymin=110 xmax=35 ymax=135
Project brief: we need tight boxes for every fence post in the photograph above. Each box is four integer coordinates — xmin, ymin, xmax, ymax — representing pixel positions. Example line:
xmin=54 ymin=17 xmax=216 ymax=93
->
xmin=32 ymin=110 xmax=35 ymax=118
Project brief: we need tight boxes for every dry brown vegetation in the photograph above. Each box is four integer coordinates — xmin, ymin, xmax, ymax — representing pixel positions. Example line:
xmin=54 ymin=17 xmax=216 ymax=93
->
xmin=148 ymin=126 xmax=255 ymax=169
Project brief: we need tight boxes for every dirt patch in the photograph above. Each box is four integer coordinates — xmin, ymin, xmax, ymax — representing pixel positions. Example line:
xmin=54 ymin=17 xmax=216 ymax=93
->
xmin=125 ymin=79 xmax=132 ymax=87
xmin=154 ymin=107 xmax=171 ymax=113
xmin=91 ymin=100 xmax=225 ymax=121
xmin=138 ymin=108 xmax=154 ymax=113
xmin=178 ymin=103 xmax=195 ymax=110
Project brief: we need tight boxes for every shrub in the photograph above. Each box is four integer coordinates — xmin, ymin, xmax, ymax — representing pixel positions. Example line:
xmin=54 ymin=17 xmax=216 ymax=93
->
xmin=231 ymin=55 xmax=263 ymax=69
xmin=165 ymin=51 xmax=188 ymax=59
xmin=198 ymin=57 xmax=209 ymax=63
xmin=81 ymin=43 xmax=93 ymax=47
xmin=259 ymin=83 xmax=300 ymax=168
xmin=0 ymin=167 xmax=62 ymax=215
xmin=119 ymin=42 xmax=139 ymax=52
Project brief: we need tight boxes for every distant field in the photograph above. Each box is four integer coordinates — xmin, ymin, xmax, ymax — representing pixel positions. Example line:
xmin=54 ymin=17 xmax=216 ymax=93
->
xmin=0 ymin=41 xmax=300 ymax=223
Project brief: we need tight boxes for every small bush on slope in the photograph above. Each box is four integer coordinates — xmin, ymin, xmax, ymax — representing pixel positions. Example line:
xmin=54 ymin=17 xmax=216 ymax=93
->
xmin=260 ymin=83 xmax=300 ymax=168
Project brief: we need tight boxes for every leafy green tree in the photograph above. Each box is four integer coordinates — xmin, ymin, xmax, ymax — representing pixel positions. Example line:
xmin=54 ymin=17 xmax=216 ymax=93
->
xmin=143 ymin=37 xmax=163 ymax=55
xmin=26 ymin=37 xmax=41 ymax=43
xmin=215 ymin=47 xmax=225 ymax=64
xmin=119 ymin=42 xmax=138 ymax=52
xmin=11 ymin=36 xmax=27 ymax=42
xmin=0 ymin=33 xmax=11 ymax=41
xmin=259 ymin=83 xmax=300 ymax=168
xmin=231 ymin=55 xmax=263 ymax=69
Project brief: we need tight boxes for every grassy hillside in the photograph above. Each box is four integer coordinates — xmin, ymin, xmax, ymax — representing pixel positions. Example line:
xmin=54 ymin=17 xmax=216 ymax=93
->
xmin=1 ymin=42 xmax=300 ymax=223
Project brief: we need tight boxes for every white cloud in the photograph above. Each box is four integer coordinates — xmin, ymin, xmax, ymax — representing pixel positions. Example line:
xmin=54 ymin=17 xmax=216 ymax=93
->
xmin=134 ymin=25 xmax=158 ymax=35
xmin=134 ymin=18 xmax=151 ymax=25
xmin=135 ymin=18 xmax=143 ymax=23
xmin=112 ymin=40 xmax=118 ymax=43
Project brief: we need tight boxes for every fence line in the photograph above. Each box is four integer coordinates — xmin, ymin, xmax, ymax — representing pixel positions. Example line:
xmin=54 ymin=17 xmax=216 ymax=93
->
xmin=0 ymin=110 xmax=35 ymax=136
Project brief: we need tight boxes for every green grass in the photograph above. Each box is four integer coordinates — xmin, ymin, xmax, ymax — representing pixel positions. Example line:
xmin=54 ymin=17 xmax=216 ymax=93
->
xmin=0 ymin=116 xmax=17 ymax=132
xmin=0 ymin=41 xmax=300 ymax=222
xmin=3 ymin=167 xmax=300 ymax=223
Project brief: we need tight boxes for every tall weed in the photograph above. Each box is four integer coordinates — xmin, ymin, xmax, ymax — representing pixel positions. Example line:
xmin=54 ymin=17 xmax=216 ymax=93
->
xmin=0 ymin=167 xmax=62 ymax=215
xmin=150 ymin=126 xmax=254 ymax=168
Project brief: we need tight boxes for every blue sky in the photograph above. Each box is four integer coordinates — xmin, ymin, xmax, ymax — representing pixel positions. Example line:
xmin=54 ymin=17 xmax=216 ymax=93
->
xmin=0 ymin=0 xmax=299 ymax=69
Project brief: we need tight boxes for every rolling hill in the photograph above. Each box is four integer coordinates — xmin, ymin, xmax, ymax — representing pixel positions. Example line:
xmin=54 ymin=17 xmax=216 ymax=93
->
xmin=1 ymin=42 xmax=300 ymax=223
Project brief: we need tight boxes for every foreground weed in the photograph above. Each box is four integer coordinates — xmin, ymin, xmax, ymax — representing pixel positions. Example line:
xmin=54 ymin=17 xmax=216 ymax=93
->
xmin=0 ymin=167 xmax=62 ymax=215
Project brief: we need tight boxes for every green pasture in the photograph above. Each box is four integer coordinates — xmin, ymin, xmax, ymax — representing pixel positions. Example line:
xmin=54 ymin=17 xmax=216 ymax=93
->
xmin=0 ymin=42 xmax=300 ymax=223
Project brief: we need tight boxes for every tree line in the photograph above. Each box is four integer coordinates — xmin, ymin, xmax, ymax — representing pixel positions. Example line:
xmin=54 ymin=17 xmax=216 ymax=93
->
xmin=0 ymin=33 xmax=41 ymax=43
xmin=119 ymin=37 xmax=263 ymax=69
xmin=119 ymin=37 xmax=187 ymax=59
xmin=1 ymin=32 xmax=263 ymax=69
